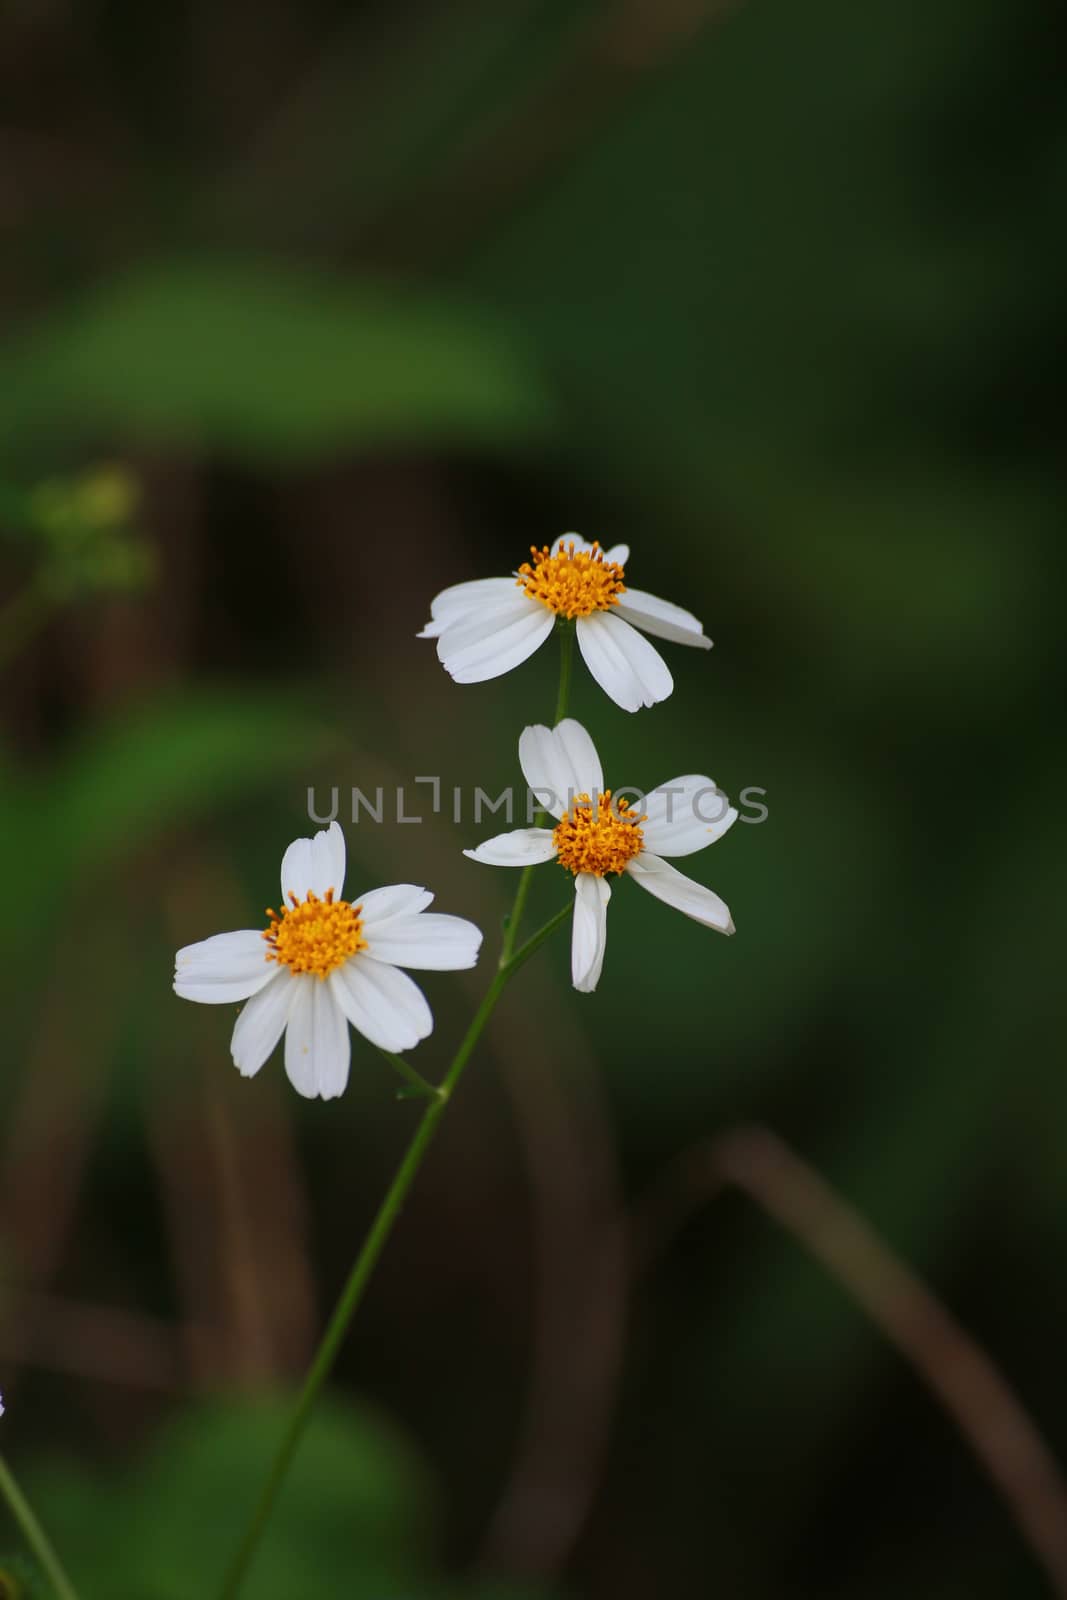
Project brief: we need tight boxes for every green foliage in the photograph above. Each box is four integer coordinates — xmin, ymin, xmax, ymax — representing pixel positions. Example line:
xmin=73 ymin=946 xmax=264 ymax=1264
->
xmin=21 ymin=1398 xmax=429 ymax=1599
xmin=0 ymin=1554 xmax=42 ymax=1599
xmin=0 ymin=261 xmax=553 ymax=469
xmin=0 ymin=465 xmax=152 ymax=599
xmin=1 ymin=0 xmax=1062 ymax=1595
xmin=25 ymin=466 xmax=151 ymax=597
xmin=16 ymin=1398 xmax=560 ymax=1600
xmin=0 ymin=690 xmax=340 ymax=973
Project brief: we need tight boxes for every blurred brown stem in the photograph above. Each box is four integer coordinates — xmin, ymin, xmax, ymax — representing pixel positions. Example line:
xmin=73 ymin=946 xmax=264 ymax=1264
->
xmin=0 ymin=1291 xmax=211 ymax=1391
xmin=0 ymin=570 xmax=55 ymax=675
xmin=634 ymin=1125 xmax=1067 ymax=1597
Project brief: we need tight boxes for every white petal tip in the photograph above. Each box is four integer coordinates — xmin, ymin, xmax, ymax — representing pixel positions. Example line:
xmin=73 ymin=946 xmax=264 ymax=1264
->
xmin=623 ymin=692 xmax=672 ymax=712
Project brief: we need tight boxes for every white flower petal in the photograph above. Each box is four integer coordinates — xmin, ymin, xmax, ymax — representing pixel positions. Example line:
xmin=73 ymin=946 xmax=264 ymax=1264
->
xmin=356 ymin=884 xmax=435 ymax=929
xmin=366 ymin=912 xmax=483 ymax=970
xmin=280 ymin=820 xmax=346 ymax=904
xmin=282 ymin=980 xmax=314 ymax=1095
xmin=230 ymin=972 xmax=294 ymax=1077
xmin=552 ymin=718 xmax=604 ymax=798
xmin=310 ymin=820 xmax=346 ymax=898
xmin=550 ymin=532 xmax=597 ymax=556
xmin=548 ymin=534 xmax=629 ymax=566
xmin=640 ymin=776 xmax=738 ymax=857
xmin=518 ymin=728 xmax=571 ymax=818
xmin=597 ymin=612 xmax=674 ymax=705
xmin=576 ymin=612 xmax=673 ymax=712
xmin=284 ymin=978 xmax=351 ymax=1099
xmin=519 ymin=719 xmax=603 ymax=817
xmin=310 ymin=986 xmax=352 ymax=1100
xmin=576 ymin=612 xmax=641 ymax=713
xmin=174 ymin=930 xmax=276 ymax=1004
xmin=436 ymin=593 xmax=554 ymax=684
xmin=615 ymin=587 xmax=712 ymax=649
xmin=330 ymin=956 xmax=434 ymax=1053
xmin=417 ymin=577 xmax=521 ymax=638
xmin=626 ymin=852 xmax=734 ymax=933
xmin=463 ymin=828 xmax=558 ymax=866
xmin=571 ymin=873 xmax=611 ymax=993
xmin=175 ymin=929 xmax=267 ymax=970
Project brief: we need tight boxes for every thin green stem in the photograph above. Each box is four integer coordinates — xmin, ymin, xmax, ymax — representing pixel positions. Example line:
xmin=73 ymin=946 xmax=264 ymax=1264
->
xmin=216 ymin=900 xmax=572 ymax=1600
xmin=373 ymin=1045 xmax=442 ymax=1099
xmin=499 ymin=621 xmax=574 ymax=966
xmin=0 ymin=1453 xmax=80 ymax=1600
xmin=552 ymin=617 xmax=574 ymax=726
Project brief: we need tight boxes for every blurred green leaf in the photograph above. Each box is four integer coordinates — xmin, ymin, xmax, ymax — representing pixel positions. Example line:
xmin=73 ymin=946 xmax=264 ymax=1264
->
xmin=0 ymin=689 xmax=340 ymax=966
xmin=0 ymin=260 xmax=554 ymax=467
xmin=21 ymin=1397 xmax=431 ymax=1600
xmin=17 ymin=1397 xmax=563 ymax=1600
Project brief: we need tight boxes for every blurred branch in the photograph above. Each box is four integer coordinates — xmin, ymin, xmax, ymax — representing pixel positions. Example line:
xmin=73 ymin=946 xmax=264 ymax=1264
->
xmin=0 ymin=571 xmax=53 ymax=676
xmin=202 ymin=1086 xmax=284 ymax=1386
xmin=159 ymin=852 xmax=318 ymax=1388
xmin=0 ymin=912 xmax=131 ymax=1406
xmin=476 ymin=968 xmax=628 ymax=1577
xmin=0 ymin=1291 xmax=214 ymax=1393
xmin=633 ymin=1125 xmax=1067 ymax=1598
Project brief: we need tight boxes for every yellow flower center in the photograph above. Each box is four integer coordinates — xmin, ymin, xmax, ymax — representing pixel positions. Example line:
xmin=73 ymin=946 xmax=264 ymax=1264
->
xmin=553 ymin=791 xmax=645 ymax=877
xmin=517 ymin=540 xmax=626 ymax=619
xmin=263 ymin=889 xmax=367 ymax=979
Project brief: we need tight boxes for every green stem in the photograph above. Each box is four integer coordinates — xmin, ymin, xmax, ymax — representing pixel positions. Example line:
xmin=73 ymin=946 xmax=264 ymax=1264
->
xmin=499 ymin=620 xmax=574 ymax=966
xmin=373 ymin=1046 xmax=442 ymax=1099
xmin=0 ymin=1452 xmax=80 ymax=1600
xmin=552 ymin=617 xmax=574 ymax=726
xmin=216 ymin=900 xmax=572 ymax=1600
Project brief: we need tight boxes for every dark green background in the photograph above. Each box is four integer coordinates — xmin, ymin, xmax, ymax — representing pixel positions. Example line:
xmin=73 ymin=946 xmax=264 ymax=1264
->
xmin=2 ymin=1 xmax=1064 ymax=1595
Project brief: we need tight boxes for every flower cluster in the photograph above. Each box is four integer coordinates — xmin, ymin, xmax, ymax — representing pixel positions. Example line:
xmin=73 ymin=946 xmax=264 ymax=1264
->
xmin=175 ymin=532 xmax=736 ymax=1095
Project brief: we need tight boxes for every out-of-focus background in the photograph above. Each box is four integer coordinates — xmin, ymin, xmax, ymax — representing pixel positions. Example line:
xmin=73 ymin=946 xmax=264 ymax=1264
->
xmin=2 ymin=1 xmax=1065 ymax=1596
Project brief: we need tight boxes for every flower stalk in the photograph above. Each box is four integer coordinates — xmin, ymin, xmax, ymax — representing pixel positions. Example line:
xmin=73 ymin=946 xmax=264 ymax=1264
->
xmin=216 ymin=634 xmax=577 ymax=1600
xmin=374 ymin=1045 xmax=443 ymax=1099
xmin=0 ymin=1452 xmax=80 ymax=1600
xmin=499 ymin=618 xmax=574 ymax=967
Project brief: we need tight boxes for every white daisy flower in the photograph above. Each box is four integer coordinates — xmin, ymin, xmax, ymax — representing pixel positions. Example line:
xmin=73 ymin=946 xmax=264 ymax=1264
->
xmin=418 ymin=534 xmax=712 ymax=712
xmin=464 ymin=718 xmax=736 ymax=993
xmin=173 ymin=822 xmax=482 ymax=1100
